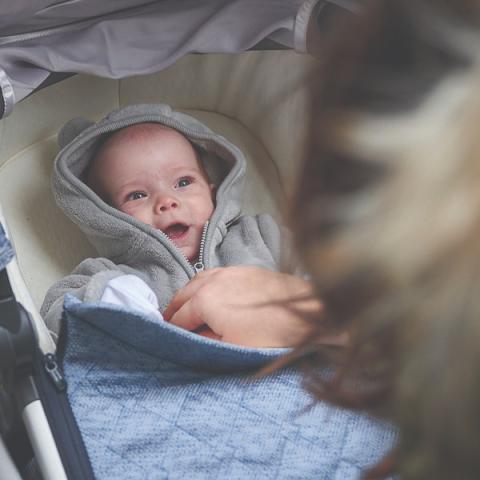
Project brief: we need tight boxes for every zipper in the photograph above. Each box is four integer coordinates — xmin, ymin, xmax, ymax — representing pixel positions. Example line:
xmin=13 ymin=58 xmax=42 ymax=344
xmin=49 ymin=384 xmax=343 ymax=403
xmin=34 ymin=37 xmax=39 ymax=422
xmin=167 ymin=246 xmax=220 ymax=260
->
xmin=192 ymin=220 xmax=209 ymax=273
xmin=43 ymin=353 xmax=67 ymax=392
xmin=35 ymin=349 xmax=95 ymax=480
xmin=144 ymin=218 xmax=209 ymax=276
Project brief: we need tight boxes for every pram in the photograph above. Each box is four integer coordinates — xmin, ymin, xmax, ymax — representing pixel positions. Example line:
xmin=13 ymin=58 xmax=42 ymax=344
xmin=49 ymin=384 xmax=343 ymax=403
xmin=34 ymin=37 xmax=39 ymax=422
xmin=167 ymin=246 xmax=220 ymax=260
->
xmin=0 ymin=2 xmax=396 ymax=479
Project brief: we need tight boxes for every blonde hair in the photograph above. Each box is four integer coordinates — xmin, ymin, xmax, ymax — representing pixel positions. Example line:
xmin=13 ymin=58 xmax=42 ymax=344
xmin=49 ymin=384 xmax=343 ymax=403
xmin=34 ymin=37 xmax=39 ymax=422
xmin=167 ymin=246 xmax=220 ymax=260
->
xmin=293 ymin=1 xmax=480 ymax=478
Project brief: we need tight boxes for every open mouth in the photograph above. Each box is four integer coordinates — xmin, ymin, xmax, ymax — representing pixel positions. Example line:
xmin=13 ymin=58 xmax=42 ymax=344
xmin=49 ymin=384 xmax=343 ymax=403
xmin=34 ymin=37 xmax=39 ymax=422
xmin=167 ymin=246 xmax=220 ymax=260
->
xmin=164 ymin=223 xmax=189 ymax=240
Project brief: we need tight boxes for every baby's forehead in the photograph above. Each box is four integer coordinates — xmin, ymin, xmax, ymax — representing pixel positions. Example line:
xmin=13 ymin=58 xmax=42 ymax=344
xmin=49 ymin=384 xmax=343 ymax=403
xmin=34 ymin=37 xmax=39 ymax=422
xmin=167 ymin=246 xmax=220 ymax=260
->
xmin=91 ymin=122 xmax=205 ymax=174
xmin=104 ymin=123 xmax=186 ymax=149
xmin=92 ymin=122 xmax=200 ymax=169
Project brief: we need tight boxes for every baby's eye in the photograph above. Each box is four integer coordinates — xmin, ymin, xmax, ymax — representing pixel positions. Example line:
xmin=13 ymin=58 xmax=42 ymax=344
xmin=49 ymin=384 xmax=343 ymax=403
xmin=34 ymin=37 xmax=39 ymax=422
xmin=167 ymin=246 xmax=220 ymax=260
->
xmin=176 ymin=177 xmax=192 ymax=188
xmin=127 ymin=191 xmax=147 ymax=201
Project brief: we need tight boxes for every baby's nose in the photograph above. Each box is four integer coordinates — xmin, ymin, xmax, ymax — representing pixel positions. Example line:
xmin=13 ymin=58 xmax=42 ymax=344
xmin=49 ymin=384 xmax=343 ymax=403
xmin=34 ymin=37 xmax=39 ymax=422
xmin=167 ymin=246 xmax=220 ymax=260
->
xmin=156 ymin=195 xmax=179 ymax=212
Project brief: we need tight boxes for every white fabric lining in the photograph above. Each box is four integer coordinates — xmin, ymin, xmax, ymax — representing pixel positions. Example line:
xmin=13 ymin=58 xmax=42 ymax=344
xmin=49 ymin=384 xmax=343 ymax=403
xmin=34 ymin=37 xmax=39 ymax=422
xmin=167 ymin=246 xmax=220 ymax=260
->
xmin=100 ymin=275 xmax=163 ymax=319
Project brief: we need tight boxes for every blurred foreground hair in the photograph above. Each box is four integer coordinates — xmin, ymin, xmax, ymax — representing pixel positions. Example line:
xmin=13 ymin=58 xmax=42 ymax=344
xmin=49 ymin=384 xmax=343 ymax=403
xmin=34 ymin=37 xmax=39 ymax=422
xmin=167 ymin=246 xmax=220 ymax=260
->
xmin=293 ymin=1 xmax=480 ymax=478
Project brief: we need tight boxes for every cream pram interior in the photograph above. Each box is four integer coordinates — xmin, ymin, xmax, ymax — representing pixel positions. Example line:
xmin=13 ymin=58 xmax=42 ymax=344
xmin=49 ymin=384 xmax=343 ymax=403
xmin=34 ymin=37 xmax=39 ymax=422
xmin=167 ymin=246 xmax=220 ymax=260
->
xmin=0 ymin=50 xmax=310 ymax=350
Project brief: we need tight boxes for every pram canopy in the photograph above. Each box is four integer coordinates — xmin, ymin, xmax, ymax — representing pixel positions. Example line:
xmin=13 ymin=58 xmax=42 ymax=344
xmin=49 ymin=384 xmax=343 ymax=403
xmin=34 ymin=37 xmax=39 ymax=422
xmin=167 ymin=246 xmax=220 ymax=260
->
xmin=0 ymin=0 xmax=364 ymax=118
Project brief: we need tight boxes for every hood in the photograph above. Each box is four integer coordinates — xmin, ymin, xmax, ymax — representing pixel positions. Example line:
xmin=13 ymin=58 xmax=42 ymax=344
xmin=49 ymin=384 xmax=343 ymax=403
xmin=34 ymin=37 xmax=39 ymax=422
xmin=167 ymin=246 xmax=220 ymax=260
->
xmin=52 ymin=103 xmax=246 ymax=266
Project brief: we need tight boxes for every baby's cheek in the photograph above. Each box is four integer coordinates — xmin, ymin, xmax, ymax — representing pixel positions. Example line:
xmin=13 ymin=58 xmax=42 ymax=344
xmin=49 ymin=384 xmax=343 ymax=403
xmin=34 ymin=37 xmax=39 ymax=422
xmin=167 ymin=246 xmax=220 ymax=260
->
xmin=203 ymin=199 xmax=215 ymax=219
xmin=121 ymin=206 xmax=151 ymax=225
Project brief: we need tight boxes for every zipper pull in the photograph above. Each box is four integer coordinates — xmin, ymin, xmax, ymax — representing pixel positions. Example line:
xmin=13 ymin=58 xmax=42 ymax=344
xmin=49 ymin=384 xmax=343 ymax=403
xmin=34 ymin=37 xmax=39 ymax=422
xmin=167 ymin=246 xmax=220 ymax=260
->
xmin=193 ymin=262 xmax=205 ymax=273
xmin=44 ymin=353 xmax=67 ymax=392
xmin=192 ymin=220 xmax=208 ymax=274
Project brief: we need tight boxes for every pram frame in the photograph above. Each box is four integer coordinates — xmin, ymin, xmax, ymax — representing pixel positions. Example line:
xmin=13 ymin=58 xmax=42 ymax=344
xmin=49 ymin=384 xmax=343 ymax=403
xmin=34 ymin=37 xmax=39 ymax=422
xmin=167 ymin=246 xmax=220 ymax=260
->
xmin=0 ymin=211 xmax=68 ymax=480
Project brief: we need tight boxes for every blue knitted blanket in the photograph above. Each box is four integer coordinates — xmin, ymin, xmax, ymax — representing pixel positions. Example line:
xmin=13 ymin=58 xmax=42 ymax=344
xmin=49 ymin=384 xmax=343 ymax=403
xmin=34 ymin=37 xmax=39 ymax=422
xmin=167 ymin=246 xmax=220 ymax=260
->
xmin=59 ymin=295 xmax=397 ymax=480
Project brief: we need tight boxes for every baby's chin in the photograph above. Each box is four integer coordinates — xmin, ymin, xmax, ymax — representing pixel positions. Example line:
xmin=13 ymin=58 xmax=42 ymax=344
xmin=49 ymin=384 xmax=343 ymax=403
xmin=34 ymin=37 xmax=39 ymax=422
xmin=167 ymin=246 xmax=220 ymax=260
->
xmin=176 ymin=244 xmax=198 ymax=263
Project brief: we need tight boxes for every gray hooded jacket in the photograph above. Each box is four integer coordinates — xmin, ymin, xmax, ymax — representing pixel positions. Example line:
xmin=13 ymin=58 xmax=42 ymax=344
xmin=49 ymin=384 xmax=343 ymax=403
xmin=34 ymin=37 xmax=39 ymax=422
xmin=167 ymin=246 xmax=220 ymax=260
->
xmin=41 ymin=104 xmax=292 ymax=335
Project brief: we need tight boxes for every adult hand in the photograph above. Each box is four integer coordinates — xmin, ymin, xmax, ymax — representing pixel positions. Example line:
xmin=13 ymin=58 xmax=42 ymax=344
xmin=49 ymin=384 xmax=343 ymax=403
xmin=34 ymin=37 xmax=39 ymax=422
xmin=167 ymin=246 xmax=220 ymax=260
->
xmin=164 ymin=266 xmax=323 ymax=348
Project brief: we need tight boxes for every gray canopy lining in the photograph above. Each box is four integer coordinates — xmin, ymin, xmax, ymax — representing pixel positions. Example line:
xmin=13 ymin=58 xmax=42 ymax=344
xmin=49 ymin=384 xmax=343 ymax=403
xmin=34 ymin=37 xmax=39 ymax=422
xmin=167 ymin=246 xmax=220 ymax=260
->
xmin=0 ymin=0 xmax=359 ymax=118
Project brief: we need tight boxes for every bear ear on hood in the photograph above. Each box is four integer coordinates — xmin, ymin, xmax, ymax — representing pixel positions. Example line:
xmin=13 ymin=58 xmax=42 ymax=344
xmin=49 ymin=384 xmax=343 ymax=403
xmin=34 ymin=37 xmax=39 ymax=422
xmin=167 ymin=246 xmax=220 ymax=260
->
xmin=58 ymin=117 xmax=95 ymax=149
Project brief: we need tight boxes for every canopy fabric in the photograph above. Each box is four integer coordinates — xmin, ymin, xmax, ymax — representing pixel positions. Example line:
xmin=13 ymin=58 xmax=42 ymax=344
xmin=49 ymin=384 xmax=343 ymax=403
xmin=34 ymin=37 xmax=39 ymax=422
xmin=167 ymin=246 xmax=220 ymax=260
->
xmin=0 ymin=0 xmax=330 ymax=118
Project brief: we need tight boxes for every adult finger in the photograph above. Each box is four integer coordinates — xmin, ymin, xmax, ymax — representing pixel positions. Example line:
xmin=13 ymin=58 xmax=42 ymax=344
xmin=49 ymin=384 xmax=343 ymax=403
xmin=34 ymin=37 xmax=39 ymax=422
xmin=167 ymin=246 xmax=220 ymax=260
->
xmin=195 ymin=326 xmax=222 ymax=341
xmin=168 ymin=296 xmax=205 ymax=331
xmin=163 ymin=269 xmax=219 ymax=321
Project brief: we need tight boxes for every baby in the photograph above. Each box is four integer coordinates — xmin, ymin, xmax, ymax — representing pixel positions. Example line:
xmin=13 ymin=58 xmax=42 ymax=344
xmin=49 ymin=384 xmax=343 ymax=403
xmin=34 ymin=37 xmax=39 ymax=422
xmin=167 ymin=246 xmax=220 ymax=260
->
xmin=87 ymin=123 xmax=215 ymax=264
xmin=41 ymin=104 xmax=297 ymax=343
xmin=41 ymin=106 xmax=384 ymax=480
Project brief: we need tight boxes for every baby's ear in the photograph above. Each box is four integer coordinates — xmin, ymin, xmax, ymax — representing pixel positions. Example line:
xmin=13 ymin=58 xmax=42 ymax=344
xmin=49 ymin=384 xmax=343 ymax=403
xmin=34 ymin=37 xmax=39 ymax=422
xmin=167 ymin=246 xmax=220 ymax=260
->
xmin=58 ymin=117 xmax=95 ymax=149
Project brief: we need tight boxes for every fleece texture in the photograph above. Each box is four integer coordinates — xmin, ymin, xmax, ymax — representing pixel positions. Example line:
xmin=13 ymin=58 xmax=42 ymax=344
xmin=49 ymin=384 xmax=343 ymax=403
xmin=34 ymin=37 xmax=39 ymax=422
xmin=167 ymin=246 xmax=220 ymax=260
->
xmin=60 ymin=295 xmax=398 ymax=480
xmin=41 ymin=104 xmax=292 ymax=334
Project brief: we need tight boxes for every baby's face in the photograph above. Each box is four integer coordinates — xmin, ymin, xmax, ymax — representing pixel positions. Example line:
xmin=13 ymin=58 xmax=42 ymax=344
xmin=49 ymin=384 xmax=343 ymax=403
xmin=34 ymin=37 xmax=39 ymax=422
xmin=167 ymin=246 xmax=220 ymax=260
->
xmin=89 ymin=125 xmax=215 ymax=261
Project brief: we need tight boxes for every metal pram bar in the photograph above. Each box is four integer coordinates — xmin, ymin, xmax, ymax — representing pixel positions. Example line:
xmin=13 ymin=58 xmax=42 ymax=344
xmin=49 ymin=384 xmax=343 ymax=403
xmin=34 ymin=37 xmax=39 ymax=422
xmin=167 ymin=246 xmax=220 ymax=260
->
xmin=0 ymin=217 xmax=69 ymax=480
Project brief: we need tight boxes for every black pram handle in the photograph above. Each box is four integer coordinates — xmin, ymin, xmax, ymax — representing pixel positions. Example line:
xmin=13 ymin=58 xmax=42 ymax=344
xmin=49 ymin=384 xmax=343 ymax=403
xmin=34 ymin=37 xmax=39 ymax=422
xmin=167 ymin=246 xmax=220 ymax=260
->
xmin=0 ymin=268 xmax=36 ymax=374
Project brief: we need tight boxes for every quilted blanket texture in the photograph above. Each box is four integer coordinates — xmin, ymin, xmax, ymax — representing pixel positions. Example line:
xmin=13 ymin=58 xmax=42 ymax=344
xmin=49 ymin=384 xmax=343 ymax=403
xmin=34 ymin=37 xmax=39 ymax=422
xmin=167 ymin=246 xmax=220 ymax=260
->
xmin=59 ymin=295 xmax=397 ymax=480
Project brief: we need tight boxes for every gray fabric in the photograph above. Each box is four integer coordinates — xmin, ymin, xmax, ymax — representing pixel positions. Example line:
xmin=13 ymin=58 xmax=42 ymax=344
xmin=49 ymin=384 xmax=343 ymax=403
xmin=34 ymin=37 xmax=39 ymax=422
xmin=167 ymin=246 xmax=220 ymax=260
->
xmin=41 ymin=103 xmax=293 ymax=334
xmin=0 ymin=0 xmax=311 ymax=115
xmin=0 ymin=1 xmax=162 ymax=35
xmin=60 ymin=294 xmax=398 ymax=480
